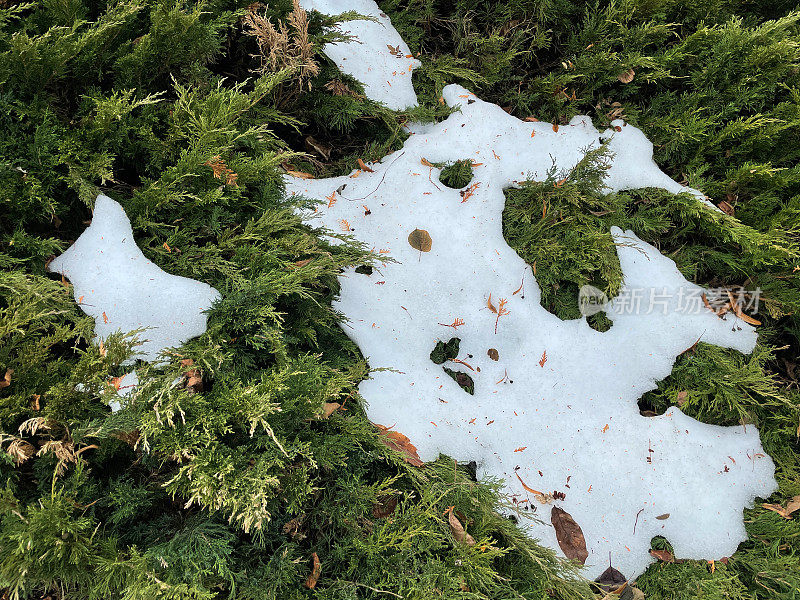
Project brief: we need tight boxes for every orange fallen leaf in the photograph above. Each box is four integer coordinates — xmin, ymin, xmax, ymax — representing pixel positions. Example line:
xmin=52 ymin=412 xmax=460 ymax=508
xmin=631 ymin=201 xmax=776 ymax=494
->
xmin=539 ymin=350 xmax=547 ymax=368
xmin=514 ymin=446 xmax=527 ymax=452
xmin=358 ymin=158 xmax=375 ymax=172
xmin=163 ymin=242 xmax=171 ymax=253
xmin=305 ymin=552 xmax=321 ymax=589
xmin=102 ymin=311 xmax=108 ymax=324
xmin=326 ymin=191 xmax=337 ymax=208
xmin=421 ymin=158 xmax=434 ymax=167
xmin=552 ymin=123 xmax=559 ymax=133
xmin=375 ymin=424 xmax=424 ymax=467
xmin=487 ymin=294 xmax=498 ymax=314
xmin=515 ymin=471 xmax=546 ymax=499
xmin=601 ymin=424 xmax=610 ymax=433
xmin=524 ymin=116 xmax=539 ymax=122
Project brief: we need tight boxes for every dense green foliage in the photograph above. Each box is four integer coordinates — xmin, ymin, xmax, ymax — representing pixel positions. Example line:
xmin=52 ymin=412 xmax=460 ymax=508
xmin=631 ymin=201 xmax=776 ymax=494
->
xmin=0 ymin=0 xmax=798 ymax=599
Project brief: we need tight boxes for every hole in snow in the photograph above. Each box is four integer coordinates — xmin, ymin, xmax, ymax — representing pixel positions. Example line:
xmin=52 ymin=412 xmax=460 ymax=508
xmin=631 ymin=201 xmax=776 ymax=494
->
xmin=355 ymin=264 xmax=373 ymax=275
xmin=438 ymin=159 xmax=474 ymax=190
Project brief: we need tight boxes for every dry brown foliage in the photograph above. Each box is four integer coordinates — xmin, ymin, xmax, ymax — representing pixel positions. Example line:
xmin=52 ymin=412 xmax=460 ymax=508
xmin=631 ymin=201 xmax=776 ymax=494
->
xmin=242 ymin=1 xmax=319 ymax=94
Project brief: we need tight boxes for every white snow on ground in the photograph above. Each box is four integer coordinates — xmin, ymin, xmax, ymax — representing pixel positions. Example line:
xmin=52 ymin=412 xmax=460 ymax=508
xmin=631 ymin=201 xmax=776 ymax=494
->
xmin=49 ymin=194 xmax=220 ymax=364
xmin=285 ymin=85 xmax=777 ymax=578
xmin=299 ymin=0 xmax=420 ymax=109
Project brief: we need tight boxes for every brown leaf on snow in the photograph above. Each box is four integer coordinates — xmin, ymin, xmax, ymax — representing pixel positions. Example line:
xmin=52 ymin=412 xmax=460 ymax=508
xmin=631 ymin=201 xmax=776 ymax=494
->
xmin=763 ymin=495 xmax=800 ymax=519
xmin=358 ymin=158 xmax=375 ymax=172
xmin=487 ymin=348 xmax=499 ymax=361
xmin=304 ymin=552 xmax=321 ymax=589
xmin=408 ymin=228 xmax=432 ymax=252
xmin=375 ymin=424 xmax=424 ymax=467
xmin=446 ymin=507 xmax=476 ymax=546
xmin=617 ymin=69 xmax=635 ymax=84
xmin=649 ymin=548 xmax=674 ymax=563
xmin=551 ymin=506 xmax=588 ymax=564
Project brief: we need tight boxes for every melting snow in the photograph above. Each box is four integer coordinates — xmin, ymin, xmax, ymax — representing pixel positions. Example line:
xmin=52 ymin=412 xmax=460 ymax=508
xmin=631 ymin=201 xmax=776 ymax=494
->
xmin=49 ymin=194 xmax=220 ymax=363
xmin=299 ymin=0 xmax=419 ymax=109
xmin=285 ymin=85 xmax=777 ymax=578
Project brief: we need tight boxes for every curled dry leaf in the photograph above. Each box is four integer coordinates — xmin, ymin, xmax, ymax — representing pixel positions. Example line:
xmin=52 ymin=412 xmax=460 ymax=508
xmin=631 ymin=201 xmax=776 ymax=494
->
xmin=655 ymin=513 xmax=670 ymax=520
xmin=304 ymin=552 xmax=321 ymax=589
xmin=408 ymin=228 xmax=432 ymax=252
xmin=358 ymin=158 xmax=375 ymax=173
xmin=446 ymin=507 xmax=476 ymax=546
xmin=375 ymin=424 xmax=424 ymax=467
xmin=487 ymin=348 xmax=499 ymax=361
xmin=763 ymin=495 xmax=800 ymax=519
xmin=618 ymin=69 xmax=635 ymax=84
xmin=551 ymin=506 xmax=588 ymax=564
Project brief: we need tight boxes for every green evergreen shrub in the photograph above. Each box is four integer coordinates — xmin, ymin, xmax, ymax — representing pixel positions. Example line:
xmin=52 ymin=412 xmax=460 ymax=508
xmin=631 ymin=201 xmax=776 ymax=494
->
xmin=1 ymin=1 xmax=798 ymax=599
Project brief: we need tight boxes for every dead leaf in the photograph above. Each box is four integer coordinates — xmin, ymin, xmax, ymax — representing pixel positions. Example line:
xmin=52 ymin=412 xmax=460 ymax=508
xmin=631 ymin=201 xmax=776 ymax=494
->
xmin=487 ymin=348 xmax=499 ymax=361
xmin=551 ymin=507 xmax=588 ymax=564
xmin=655 ymin=513 xmax=670 ymax=520
xmin=594 ymin=564 xmax=627 ymax=593
xmin=763 ymin=495 xmax=800 ymax=519
xmin=420 ymin=157 xmax=434 ymax=167
xmin=305 ymin=136 xmax=332 ymax=160
xmin=487 ymin=294 xmax=498 ymax=314
xmin=283 ymin=515 xmax=306 ymax=539
xmin=30 ymin=395 xmax=40 ymax=411
xmin=0 ymin=368 xmax=12 ymax=389
xmin=293 ymin=258 xmax=312 ymax=268
xmin=524 ymin=116 xmax=539 ymax=122
xmin=552 ymin=123 xmax=559 ymax=133
xmin=372 ymin=495 xmax=398 ymax=518
xmin=375 ymin=424 xmax=424 ymax=466
xmin=649 ymin=548 xmax=674 ymax=562
xmin=321 ymin=402 xmax=340 ymax=418
xmin=717 ymin=200 xmax=735 ymax=216
xmin=446 ymin=507 xmax=476 ymax=546
xmin=539 ymin=350 xmax=547 ymax=368
xmin=408 ymin=228 xmax=432 ymax=252
xmin=676 ymin=391 xmax=688 ymax=407
xmin=618 ymin=69 xmax=635 ymax=84
xmin=358 ymin=158 xmax=375 ymax=172
xmin=285 ymin=169 xmax=315 ymax=179
xmin=304 ymin=552 xmax=321 ymax=589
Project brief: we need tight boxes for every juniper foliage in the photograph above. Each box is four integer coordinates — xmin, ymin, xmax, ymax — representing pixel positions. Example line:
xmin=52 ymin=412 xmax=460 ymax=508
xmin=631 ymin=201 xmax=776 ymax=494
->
xmin=0 ymin=1 xmax=799 ymax=599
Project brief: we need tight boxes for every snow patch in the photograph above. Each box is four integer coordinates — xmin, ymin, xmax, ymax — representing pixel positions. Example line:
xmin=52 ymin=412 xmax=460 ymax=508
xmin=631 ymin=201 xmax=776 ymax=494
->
xmin=299 ymin=0 xmax=419 ymax=109
xmin=285 ymin=85 xmax=776 ymax=578
xmin=49 ymin=194 xmax=220 ymax=364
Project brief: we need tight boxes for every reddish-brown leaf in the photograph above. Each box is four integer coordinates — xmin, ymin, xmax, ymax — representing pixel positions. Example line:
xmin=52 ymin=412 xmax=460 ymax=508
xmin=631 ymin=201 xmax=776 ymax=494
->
xmin=487 ymin=348 xmax=499 ymax=361
xmin=375 ymin=424 xmax=424 ymax=467
xmin=551 ymin=507 xmax=588 ymax=564
xmin=649 ymin=549 xmax=674 ymax=563
xmin=358 ymin=158 xmax=375 ymax=172
xmin=304 ymin=552 xmax=321 ymax=589
xmin=408 ymin=228 xmax=432 ymax=252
